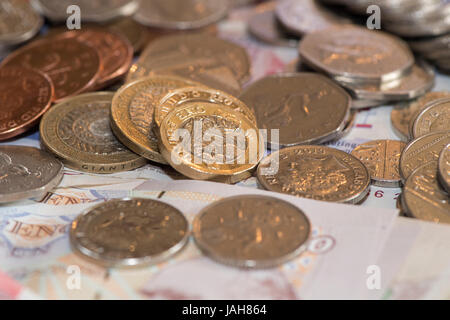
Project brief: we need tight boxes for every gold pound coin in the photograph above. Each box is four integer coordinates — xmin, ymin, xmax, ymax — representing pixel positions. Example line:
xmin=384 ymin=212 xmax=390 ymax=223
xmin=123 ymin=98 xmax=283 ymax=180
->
xmin=193 ymin=195 xmax=311 ymax=268
xmin=411 ymin=98 xmax=450 ymax=138
xmin=111 ymin=76 xmax=202 ymax=164
xmin=40 ymin=92 xmax=147 ymax=174
xmin=438 ymin=145 xmax=450 ymax=193
xmin=351 ymin=140 xmax=406 ymax=188
xmin=158 ymin=102 xmax=264 ymax=183
xmin=257 ymin=145 xmax=370 ymax=204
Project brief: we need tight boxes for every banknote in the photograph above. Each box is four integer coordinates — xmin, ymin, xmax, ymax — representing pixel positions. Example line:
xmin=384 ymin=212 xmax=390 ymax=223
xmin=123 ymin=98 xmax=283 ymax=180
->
xmin=0 ymin=270 xmax=40 ymax=300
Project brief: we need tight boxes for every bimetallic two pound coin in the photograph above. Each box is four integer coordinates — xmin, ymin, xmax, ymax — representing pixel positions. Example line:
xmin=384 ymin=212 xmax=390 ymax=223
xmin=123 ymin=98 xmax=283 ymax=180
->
xmin=257 ymin=145 xmax=370 ymax=204
xmin=70 ymin=198 xmax=189 ymax=267
xmin=351 ymin=140 xmax=406 ymax=188
xmin=0 ymin=146 xmax=63 ymax=203
xmin=193 ymin=195 xmax=311 ymax=268
xmin=40 ymin=92 xmax=147 ymax=174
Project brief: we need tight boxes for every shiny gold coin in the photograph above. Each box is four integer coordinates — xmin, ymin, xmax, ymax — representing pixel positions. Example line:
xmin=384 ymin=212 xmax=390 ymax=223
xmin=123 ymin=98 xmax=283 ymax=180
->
xmin=193 ymin=195 xmax=311 ymax=269
xmin=257 ymin=145 xmax=370 ymax=204
xmin=438 ymin=145 xmax=450 ymax=193
xmin=402 ymin=161 xmax=450 ymax=224
xmin=399 ymin=131 xmax=450 ymax=181
xmin=351 ymin=140 xmax=406 ymax=188
xmin=391 ymin=91 xmax=450 ymax=140
xmin=239 ymin=73 xmax=351 ymax=148
xmin=40 ymin=92 xmax=147 ymax=173
xmin=111 ymin=76 xmax=202 ymax=164
xmin=412 ymin=98 xmax=450 ymax=138
xmin=126 ymin=33 xmax=250 ymax=95
xmin=155 ymin=86 xmax=257 ymax=129
xmin=159 ymin=102 xmax=264 ymax=183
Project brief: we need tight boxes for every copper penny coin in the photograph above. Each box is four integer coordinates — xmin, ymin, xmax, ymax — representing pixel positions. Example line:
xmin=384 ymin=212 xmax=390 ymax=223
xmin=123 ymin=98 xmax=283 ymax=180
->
xmin=60 ymin=29 xmax=133 ymax=89
xmin=1 ymin=37 xmax=101 ymax=103
xmin=351 ymin=139 xmax=406 ymax=188
xmin=0 ymin=66 xmax=54 ymax=141
xmin=239 ymin=73 xmax=351 ymax=148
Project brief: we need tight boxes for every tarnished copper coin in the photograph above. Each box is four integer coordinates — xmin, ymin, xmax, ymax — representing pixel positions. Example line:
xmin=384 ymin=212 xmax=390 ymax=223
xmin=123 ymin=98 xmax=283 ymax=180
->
xmin=299 ymin=25 xmax=414 ymax=84
xmin=193 ymin=195 xmax=311 ymax=268
xmin=127 ymin=33 xmax=250 ymax=95
xmin=351 ymin=140 xmax=406 ymax=188
xmin=0 ymin=66 xmax=53 ymax=141
xmin=70 ymin=198 xmax=189 ymax=267
xmin=40 ymin=92 xmax=147 ymax=174
xmin=0 ymin=146 xmax=63 ymax=203
xmin=239 ymin=73 xmax=351 ymax=148
xmin=257 ymin=145 xmax=370 ymax=204
xmin=438 ymin=145 xmax=450 ymax=193
xmin=402 ymin=161 xmax=450 ymax=224
xmin=399 ymin=131 xmax=450 ymax=181
xmin=391 ymin=91 xmax=450 ymax=140
xmin=412 ymin=98 xmax=450 ymax=138
xmin=111 ymin=76 xmax=201 ymax=164
xmin=134 ymin=0 xmax=229 ymax=30
xmin=61 ymin=29 xmax=133 ymax=89
xmin=0 ymin=0 xmax=43 ymax=47
xmin=2 ymin=37 xmax=101 ymax=103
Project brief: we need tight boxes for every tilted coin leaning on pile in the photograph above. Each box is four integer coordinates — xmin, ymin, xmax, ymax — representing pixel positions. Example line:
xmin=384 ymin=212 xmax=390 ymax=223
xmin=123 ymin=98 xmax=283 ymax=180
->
xmin=0 ymin=0 xmax=448 ymax=271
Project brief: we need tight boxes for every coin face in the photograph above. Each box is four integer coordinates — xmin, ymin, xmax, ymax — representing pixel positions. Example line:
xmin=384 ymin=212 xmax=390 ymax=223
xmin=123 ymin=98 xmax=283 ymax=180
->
xmin=391 ymin=91 xmax=450 ymax=140
xmin=156 ymin=87 xmax=257 ymax=129
xmin=412 ymin=98 xmax=450 ymax=138
xmin=0 ymin=66 xmax=54 ymax=141
xmin=248 ymin=5 xmax=299 ymax=48
xmin=0 ymin=0 xmax=43 ymax=46
xmin=0 ymin=146 xmax=63 ymax=203
xmin=31 ymin=0 xmax=139 ymax=22
xmin=193 ymin=195 xmax=311 ymax=268
xmin=159 ymin=102 xmax=264 ymax=183
xmin=341 ymin=62 xmax=435 ymax=102
xmin=239 ymin=73 xmax=351 ymax=148
xmin=351 ymin=140 xmax=406 ymax=188
xmin=134 ymin=0 xmax=229 ymax=30
xmin=2 ymin=37 xmax=101 ymax=102
xmin=40 ymin=92 xmax=147 ymax=173
xmin=276 ymin=0 xmax=348 ymax=36
xmin=126 ymin=33 xmax=250 ymax=95
xmin=111 ymin=76 xmax=201 ymax=164
xmin=257 ymin=145 xmax=370 ymax=204
xmin=438 ymin=145 xmax=450 ymax=193
xmin=399 ymin=131 xmax=450 ymax=181
xmin=70 ymin=198 xmax=189 ymax=267
xmin=402 ymin=162 xmax=450 ymax=224
xmin=299 ymin=25 xmax=414 ymax=84
xmin=62 ymin=29 xmax=134 ymax=89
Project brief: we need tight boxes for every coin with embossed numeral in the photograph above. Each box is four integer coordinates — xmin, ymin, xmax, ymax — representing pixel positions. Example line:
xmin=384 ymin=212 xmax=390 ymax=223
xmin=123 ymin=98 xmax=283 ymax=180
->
xmin=193 ymin=195 xmax=311 ymax=268
xmin=351 ymin=140 xmax=406 ymax=188
xmin=40 ymin=92 xmax=147 ymax=173
xmin=0 ymin=146 xmax=63 ymax=203
xmin=402 ymin=161 xmax=450 ymax=224
xmin=412 ymin=98 xmax=450 ymax=138
xmin=438 ymin=145 xmax=450 ymax=193
xmin=257 ymin=145 xmax=370 ymax=204
xmin=0 ymin=0 xmax=43 ymax=47
xmin=2 ymin=37 xmax=101 ymax=103
xmin=239 ymin=73 xmax=351 ymax=148
xmin=399 ymin=131 xmax=450 ymax=181
xmin=70 ymin=198 xmax=189 ymax=267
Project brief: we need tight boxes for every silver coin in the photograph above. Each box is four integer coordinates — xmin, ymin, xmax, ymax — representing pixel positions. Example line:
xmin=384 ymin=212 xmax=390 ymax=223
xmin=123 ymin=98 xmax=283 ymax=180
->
xmin=0 ymin=146 xmax=64 ymax=203
xmin=298 ymin=25 xmax=415 ymax=84
xmin=0 ymin=0 xmax=43 ymax=47
xmin=31 ymin=0 xmax=139 ymax=22
xmin=70 ymin=198 xmax=189 ymax=268
xmin=351 ymin=98 xmax=383 ymax=109
xmin=134 ymin=0 xmax=229 ymax=30
xmin=438 ymin=144 xmax=450 ymax=193
xmin=412 ymin=98 xmax=450 ymax=138
xmin=339 ymin=61 xmax=435 ymax=102
xmin=192 ymin=195 xmax=311 ymax=269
